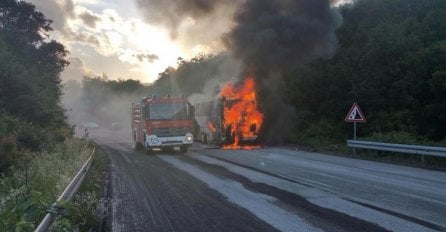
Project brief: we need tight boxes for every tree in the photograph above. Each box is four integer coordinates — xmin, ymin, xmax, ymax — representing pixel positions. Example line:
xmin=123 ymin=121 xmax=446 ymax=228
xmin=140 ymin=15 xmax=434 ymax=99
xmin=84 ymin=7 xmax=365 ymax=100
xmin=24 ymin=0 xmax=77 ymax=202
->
xmin=0 ymin=0 xmax=71 ymax=150
xmin=283 ymin=0 xmax=446 ymax=143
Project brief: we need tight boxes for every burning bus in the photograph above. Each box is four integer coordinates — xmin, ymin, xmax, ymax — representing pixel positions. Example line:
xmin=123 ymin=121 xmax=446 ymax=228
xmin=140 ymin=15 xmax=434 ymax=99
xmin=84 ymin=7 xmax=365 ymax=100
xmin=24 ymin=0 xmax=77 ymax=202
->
xmin=194 ymin=76 xmax=263 ymax=149
xmin=194 ymin=100 xmax=222 ymax=144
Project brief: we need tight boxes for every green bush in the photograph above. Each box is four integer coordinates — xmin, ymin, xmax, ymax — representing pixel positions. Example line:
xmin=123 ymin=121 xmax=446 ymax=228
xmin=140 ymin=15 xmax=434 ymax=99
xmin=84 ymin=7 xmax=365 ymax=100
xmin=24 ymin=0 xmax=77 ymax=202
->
xmin=50 ymin=218 xmax=76 ymax=232
xmin=0 ymin=112 xmax=74 ymax=172
xmin=53 ymin=146 xmax=109 ymax=231
xmin=291 ymin=119 xmax=348 ymax=151
xmin=0 ymin=139 xmax=93 ymax=231
xmin=363 ymin=131 xmax=446 ymax=146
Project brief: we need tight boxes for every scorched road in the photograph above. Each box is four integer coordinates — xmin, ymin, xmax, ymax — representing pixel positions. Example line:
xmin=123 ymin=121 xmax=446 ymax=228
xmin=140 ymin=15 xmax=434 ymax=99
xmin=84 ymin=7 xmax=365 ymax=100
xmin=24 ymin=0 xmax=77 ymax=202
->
xmin=92 ymin=130 xmax=446 ymax=232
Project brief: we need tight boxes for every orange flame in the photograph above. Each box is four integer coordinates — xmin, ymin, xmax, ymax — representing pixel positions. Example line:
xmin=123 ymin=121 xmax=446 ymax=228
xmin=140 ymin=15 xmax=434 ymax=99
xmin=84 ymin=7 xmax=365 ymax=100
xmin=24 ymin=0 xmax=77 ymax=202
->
xmin=208 ymin=121 xmax=216 ymax=133
xmin=220 ymin=75 xmax=263 ymax=149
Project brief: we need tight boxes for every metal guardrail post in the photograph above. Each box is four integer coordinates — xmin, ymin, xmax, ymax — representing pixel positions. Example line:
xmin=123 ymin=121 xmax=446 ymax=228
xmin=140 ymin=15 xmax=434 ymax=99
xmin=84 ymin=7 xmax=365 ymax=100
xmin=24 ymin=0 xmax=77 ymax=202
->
xmin=35 ymin=147 xmax=95 ymax=232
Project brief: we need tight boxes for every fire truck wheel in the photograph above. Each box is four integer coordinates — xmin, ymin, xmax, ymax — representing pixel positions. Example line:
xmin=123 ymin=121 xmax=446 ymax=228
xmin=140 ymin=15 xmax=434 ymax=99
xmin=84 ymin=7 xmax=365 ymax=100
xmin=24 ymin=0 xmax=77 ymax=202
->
xmin=180 ymin=146 xmax=188 ymax=153
xmin=201 ymin=133 xmax=207 ymax=144
xmin=161 ymin=147 xmax=173 ymax=153
xmin=134 ymin=142 xmax=144 ymax=151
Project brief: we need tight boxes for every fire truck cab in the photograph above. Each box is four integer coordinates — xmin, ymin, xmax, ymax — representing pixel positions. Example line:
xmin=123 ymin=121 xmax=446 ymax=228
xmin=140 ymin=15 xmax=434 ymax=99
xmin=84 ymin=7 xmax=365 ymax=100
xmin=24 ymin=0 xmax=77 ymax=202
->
xmin=131 ymin=96 xmax=194 ymax=153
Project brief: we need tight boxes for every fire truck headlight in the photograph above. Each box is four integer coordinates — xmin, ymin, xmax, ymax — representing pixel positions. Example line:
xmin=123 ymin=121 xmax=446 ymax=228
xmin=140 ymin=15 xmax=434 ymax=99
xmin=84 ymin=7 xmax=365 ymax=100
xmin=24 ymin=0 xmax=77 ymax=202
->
xmin=185 ymin=135 xmax=193 ymax=142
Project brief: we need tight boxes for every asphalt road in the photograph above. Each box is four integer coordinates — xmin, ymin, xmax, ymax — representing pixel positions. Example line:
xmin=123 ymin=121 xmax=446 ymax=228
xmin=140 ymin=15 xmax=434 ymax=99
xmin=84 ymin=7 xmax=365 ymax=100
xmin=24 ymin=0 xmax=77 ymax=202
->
xmin=91 ymin=129 xmax=446 ymax=232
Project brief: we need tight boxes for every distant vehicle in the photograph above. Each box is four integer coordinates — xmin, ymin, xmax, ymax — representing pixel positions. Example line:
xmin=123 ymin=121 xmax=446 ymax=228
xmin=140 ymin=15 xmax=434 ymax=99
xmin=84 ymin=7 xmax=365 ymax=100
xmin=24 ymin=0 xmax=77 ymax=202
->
xmin=82 ymin=122 xmax=99 ymax=129
xmin=131 ymin=96 xmax=194 ymax=153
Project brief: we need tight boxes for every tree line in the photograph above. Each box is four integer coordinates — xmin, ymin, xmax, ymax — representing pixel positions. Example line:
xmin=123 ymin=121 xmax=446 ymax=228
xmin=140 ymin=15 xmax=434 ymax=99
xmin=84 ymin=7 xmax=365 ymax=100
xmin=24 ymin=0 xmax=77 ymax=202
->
xmin=0 ymin=0 xmax=70 ymax=170
xmin=283 ymin=0 xmax=445 ymax=145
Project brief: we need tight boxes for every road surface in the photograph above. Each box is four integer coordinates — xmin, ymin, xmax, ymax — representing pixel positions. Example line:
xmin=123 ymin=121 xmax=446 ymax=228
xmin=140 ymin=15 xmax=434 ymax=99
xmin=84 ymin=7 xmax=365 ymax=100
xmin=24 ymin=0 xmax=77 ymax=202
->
xmin=91 ymin=129 xmax=446 ymax=232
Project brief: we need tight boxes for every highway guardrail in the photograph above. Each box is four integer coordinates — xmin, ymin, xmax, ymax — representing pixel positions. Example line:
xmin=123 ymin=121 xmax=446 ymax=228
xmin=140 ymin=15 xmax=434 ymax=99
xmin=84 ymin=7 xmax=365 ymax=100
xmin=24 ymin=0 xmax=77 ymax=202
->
xmin=347 ymin=140 xmax=446 ymax=164
xmin=35 ymin=146 xmax=95 ymax=232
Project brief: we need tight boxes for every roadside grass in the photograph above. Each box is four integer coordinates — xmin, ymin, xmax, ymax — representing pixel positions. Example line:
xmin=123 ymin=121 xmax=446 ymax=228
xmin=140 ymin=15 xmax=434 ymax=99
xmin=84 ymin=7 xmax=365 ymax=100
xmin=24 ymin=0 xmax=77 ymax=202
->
xmin=50 ymin=145 xmax=109 ymax=231
xmin=291 ymin=131 xmax=446 ymax=170
xmin=0 ymin=138 xmax=93 ymax=231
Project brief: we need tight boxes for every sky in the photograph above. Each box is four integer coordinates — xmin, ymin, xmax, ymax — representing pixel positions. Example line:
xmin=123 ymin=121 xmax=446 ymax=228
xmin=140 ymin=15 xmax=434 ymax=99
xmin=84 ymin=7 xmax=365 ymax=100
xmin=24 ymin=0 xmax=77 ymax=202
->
xmin=29 ymin=0 xmax=231 ymax=83
xmin=29 ymin=0 xmax=350 ymax=84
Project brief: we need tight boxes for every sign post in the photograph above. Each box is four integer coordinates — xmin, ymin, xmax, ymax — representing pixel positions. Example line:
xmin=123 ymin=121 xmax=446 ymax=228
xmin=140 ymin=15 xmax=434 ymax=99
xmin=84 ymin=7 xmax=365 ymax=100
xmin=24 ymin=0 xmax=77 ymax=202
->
xmin=345 ymin=102 xmax=366 ymax=154
xmin=354 ymin=121 xmax=357 ymax=140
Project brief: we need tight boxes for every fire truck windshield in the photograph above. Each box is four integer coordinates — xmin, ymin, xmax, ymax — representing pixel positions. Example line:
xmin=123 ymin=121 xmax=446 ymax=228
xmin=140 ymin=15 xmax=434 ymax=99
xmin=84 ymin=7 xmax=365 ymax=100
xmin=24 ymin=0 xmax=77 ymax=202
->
xmin=147 ymin=103 xmax=189 ymax=120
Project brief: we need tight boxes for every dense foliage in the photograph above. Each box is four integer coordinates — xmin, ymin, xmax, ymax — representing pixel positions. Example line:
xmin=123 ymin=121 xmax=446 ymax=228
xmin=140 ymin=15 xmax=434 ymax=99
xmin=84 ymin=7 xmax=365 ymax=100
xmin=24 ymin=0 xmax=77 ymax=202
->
xmin=0 ymin=0 xmax=70 ymax=170
xmin=0 ymin=4 xmax=99 ymax=230
xmin=0 ymin=139 xmax=93 ymax=231
xmin=148 ymin=53 xmax=236 ymax=97
xmin=284 ymin=0 xmax=446 ymax=145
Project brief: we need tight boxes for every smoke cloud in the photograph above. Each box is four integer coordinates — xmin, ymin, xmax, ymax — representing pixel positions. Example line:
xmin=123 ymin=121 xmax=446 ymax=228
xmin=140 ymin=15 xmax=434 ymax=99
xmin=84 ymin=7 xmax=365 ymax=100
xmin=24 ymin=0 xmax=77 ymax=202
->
xmin=61 ymin=57 xmax=98 ymax=82
xmin=62 ymin=76 xmax=150 ymax=139
xmin=133 ymin=0 xmax=344 ymax=144
xmin=223 ymin=0 xmax=341 ymax=71
xmin=188 ymin=55 xmax=241 ymax=105
xmin=223 ymin=0 xmax=342 ymax=144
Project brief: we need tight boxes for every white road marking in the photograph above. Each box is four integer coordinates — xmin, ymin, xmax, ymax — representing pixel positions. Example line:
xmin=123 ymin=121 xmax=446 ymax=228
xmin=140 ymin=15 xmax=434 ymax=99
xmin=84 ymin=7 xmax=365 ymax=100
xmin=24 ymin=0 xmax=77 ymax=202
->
xmin=159 ymin=155 xmax=322 ymax=232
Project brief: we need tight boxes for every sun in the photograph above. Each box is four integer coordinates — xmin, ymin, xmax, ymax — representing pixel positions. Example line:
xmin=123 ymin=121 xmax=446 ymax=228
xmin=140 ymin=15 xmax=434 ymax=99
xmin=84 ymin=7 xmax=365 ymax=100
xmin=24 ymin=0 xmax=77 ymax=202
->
xmin=114 ymin=18 xmax=185 ymax=83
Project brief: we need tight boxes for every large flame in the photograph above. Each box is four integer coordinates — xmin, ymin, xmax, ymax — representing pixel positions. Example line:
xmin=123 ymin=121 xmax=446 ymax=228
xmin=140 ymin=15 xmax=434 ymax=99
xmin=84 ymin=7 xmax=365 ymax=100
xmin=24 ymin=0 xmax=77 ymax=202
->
xmin=220 ymin=75 xmax=263 ymax=149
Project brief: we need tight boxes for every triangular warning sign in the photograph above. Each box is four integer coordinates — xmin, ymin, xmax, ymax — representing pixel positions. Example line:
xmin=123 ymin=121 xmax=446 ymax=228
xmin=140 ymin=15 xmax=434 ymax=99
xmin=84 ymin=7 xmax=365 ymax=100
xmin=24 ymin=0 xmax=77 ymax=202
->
xmin=345 ymin=102 xmax=366 ymax=122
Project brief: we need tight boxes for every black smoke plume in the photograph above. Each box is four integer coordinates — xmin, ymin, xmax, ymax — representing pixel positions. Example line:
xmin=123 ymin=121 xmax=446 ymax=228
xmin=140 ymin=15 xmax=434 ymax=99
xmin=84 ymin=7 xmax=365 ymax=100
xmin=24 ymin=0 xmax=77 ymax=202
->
xmin=222 ymin=0 xmax=342 ymax=144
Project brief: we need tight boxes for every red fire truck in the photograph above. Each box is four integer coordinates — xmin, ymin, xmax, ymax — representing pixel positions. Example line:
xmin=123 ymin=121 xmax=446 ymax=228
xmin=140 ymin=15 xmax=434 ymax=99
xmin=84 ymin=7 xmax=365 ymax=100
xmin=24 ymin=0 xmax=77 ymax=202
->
xmin=131 ymin=96 xmax=194 ymax=153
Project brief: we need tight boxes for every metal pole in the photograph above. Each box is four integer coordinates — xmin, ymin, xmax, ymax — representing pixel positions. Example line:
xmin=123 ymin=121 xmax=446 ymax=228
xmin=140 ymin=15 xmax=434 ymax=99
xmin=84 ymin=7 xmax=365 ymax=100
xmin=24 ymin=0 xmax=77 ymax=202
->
xmin=354 ymin=122 xmax=357 ymax=140
xmin=353 ymin=122 xmax=357 ymax=155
